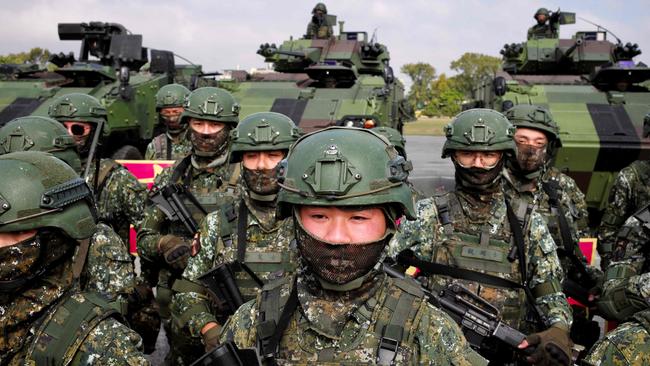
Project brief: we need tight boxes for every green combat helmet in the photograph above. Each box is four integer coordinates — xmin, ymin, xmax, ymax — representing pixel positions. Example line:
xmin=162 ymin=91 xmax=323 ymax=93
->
xmin=277 ymin=127 xmax=415 ymax=220
xmin=372 ymin=126 xmax=407 ymax=158
xmin=48 ymin=93 xmax=107 ymax=125
xmin=0 ymin=151 xmax=96 ymax=239
xmin=504 ymin=104 xmax=562 ymax=155
xmin=313 ymin=2 xmax=327 ymax=14
xmin=535 ymin=8 xmax=550 ymax=18
xmin=442 ymin=108 xmax=516 ymax=158
xmin=230 ymin=112 xmax=301 ymax=163
xmin=155 ymin=83 xmax=190 ymax=110
xmin=0 ymin=116 xmax=82 ymax=173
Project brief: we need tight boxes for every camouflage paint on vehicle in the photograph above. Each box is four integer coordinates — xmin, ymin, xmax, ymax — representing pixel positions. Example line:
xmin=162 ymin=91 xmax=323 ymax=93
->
xmin=465 ymin=12 xmax=650 ymax=214
xmin=0 ymin=22 xmax=205 ymax=158
xmin=223 ymin=18 xmax=413 ymax=133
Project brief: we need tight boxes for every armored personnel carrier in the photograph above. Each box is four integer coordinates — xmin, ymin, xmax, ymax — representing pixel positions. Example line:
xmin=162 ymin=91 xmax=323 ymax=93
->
xmin=224 ymin=17 xmax=413 ymax=133
xmin=465 ymin=11 xmax=650 ymax=216
xmin=0 ymin=22 xmax=205 ymax=158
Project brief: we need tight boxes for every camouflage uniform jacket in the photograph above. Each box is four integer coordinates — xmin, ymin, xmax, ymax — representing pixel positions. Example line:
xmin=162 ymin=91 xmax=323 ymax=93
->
xmin=144 ymin=132 xmax=192 ymax=161
xmin=172 ymin=191 xmax=296 ymax=337
xmin=305 ymin=19 xmax=332 ymax=39
xmin=82 ymin=223 xmax=135 ymax=308
xmin=503 ymin=167 xmax=591 ymax=276
xmin=527 ymin=22 xmax=559 ymax=39
xmin=582 ymin=308 xmax=650 ymax=366
xmin=137 ymin=158 xmax=240 ymax=262
xmin=219 ymin=272 xmax=488 ymax=365
xmin=390 ymin=187 xmax=572 ymax=331
xmin=599 ymin=160 xmax=650 ymax=268
xmin=87 ymin=158 xmax=146 ymax=244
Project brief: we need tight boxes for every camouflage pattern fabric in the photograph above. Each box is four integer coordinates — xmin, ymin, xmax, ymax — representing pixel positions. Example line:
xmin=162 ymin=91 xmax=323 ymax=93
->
xmin=503 ymin=167 xmax=591 ymax=275
xmin=144 ymin=132 xmax=192 ymax=161
xmin=172 ymin=191 xmax=296 ymax=338
xmin=82 ymin=222 xmax=135 ymax=305
xmin=87 ymin=158 xmax=147 ymax=244
xmin=599 ymin=160 xmax=650 ymax=269
xmin=582 ymin=309 xmax=650 ymax=366
xmin=527 ymin=23 xmax=559 ymax=39
xmin=305 ymin=20 xmax=332 ymax=39
xmin=219 ymin=272 xmax=488 ymax=365
xmin=389 ymin=187 xmax=572 ymax=332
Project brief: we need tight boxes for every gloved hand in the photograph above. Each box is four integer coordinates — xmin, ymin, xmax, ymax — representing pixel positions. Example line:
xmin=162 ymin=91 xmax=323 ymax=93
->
xmin=158 ymin=234 xmax=191 ymax=270
xmin=201 ymin=322 xmax=221 ymax=352
xmin=520 ymin=325 xmax=572 ymax=366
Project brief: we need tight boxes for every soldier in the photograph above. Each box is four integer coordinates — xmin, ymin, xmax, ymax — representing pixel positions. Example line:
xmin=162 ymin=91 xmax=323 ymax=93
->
xmin=583 ymin=206 xmax=650 ymax=365
xmin=171 ymin=112 xmax=301 ymax=362
xmin=305 ymin=2 xmax=333 ymax=40
xmin=503 ymin=104 xmax=601 ymax=354
xmin=598 ymin=159 xmax=650 ymax=269
xmin=218 ymin=127 xmax=487 ymax=365
xmin=48 ymin=93 xmax=147 ymax=245
xmin=0 ymin=151 xmax=149 ymax=365
xmin=0 ymin=115 xmax=160 ymax=354
xmin=527 ymin=8 xmax=560 ymax=40
xmin=391 ymin=109 xmax=573 ymax=365
xmin=137 ymin=86 xmax=241 ymax=362
xmin=145 ymin=83 xmax=192 ymax=160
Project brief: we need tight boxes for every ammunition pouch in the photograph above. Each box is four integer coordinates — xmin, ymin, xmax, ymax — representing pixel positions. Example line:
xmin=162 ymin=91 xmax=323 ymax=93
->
xmin=597 ymin=280 xmax=648 ymax=322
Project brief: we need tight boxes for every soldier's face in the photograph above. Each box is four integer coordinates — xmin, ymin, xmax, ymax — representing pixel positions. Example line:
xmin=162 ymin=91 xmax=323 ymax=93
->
xmin=63 ymin=121 xmax=93 ymax=148
xmin=536 ymin=14 xmax=547 ymax=23
xmin=453 ymin=150 xmax=503 ymax=169
xmin=242 ymin=150 xmax=285 ymax=170
xmin=0 ymin=230 xmax=36 ymax=248
xmin=298 ymin=206 xmax=387 ymax=244
xmin=160 ymin=107 xmax=184 ymax=128
xmin=514 ymin=128 xmax=548 ymax=148
xmin=189 ymin=119 xmax=226 ymax=135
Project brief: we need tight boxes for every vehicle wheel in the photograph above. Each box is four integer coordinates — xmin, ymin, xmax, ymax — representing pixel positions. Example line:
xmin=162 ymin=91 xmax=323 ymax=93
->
xmin=112 ymin=145 xmax=143 ymax=160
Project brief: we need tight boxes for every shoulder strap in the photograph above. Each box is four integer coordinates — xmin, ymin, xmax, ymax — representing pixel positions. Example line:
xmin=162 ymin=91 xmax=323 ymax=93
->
xmin=433 ymin=194 xmax=453 ymax=235
xmin=542 ymin=180 xmax=574 ymax=254
xmin=256 ymin=277 xmax=297 ymax=366
xmin=166 ymin=135 xmax=172 ymax=160
xmin=171 ymin=154 xmax=193 ymax=184
xmin=234 ymin=199 xmax=264 ymax=288
xmin=95 ymin=159 xmax=119 ymax=198
xmin=29 ymin=292 xmax=120 ymax=366
xmin=377 ymin=277 xmax=423 ymax=365
xmin=228 ymin=164 xmax=241 ymax=190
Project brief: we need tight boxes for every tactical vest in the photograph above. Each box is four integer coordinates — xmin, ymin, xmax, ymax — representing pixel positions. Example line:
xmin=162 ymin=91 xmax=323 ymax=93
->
xmin=25 ymin=292 xmax=120 ymax=366
xmin=215 ymin=200 xmax=295 ymax=301
xmin=256 ymin=275 xmax=425 ymax=365
xmin=432 ymin=192 xmax=531 ymax=330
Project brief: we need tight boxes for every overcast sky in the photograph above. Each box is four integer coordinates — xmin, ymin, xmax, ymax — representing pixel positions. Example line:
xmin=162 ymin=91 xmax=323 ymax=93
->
xmin=2 ymin=0 xmax=649 ymax=89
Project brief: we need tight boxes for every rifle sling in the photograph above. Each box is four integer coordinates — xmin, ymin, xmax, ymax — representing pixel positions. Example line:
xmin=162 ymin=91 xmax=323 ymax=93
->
xmin=264 ymin=279 xmax=298 ymax=366
xmin=235 ymin=199 xmax=264 ymax=288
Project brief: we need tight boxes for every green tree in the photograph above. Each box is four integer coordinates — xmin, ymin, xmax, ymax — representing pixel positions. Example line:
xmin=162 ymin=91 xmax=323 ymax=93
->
xmin=450 ymin=52 xmax=501 ymax=97
xmin=0 ymin=48 xmax=51 ymax=66
xmin=401 ymin=62 xmax=436 ymax=110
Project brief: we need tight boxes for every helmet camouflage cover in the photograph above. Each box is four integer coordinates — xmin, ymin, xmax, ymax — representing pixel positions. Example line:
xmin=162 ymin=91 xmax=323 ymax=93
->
xmin=0 ymin=151 xmax=96 ymax=239
xmin=0 ymin=116 xmax=82 ymax=172
xmin=181 ymin=87 xmax=240 ymax=125
xmin=277 ymin=127 xmax=415 ymax=220
xmin=503 ymin=104 xmax=562 ymax=146
xmin=155 ymin=83 xmax=190 ymax=110
xmin=48 ymin=93 xmax=107 ymax=125
xmin=442 ymin=108 xmax=516 ymax=158
xmin=230 ymin=112 xmax=302 ymax=163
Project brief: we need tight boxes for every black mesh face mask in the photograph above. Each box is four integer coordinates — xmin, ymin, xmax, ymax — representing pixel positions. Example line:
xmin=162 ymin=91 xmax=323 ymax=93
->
xmin=243 ymin=166 xmax=280 ymax=195
xmin=453 ymin=157 xmax=504 ymax=191
xmin=190 ymin=126 xmax=230 ymax=158
xmin=294 ymin=212 xmax=392 ymax=285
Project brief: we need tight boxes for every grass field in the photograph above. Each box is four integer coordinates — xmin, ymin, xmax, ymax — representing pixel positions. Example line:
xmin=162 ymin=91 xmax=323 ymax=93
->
xmin=403 ymin=117 xmax=451 ymax=136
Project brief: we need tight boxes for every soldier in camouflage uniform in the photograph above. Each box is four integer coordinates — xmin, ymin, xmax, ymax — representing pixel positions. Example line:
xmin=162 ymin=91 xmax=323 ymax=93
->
xmin=503 ymin=105 xmax=601 ymax=352
xmin=598 ymin=160 xmax=650 ymax=269
xmin=527 ymin=8 xmax=560 ymax=40
xmin=137 ymin=87 xmax=241 ymax=363
xmin=171 ymin=112 xmax=301 ymax=362
xmin=145 ymin=83 xmax=192 ymax=160
xmin=390 ymin=109 xmax=573 ymax=365
xmin=0 ymin=151 xmax=149 ymax=365
xmin=305 ymin=2 xmax=333 ymax=40
xmin=582 ymin=206 xmax=650 ymax=365
xmin=48 ymin=93 xmax=147 ymax=245
xmin=219 ymin=127 xmax=488 ymax=365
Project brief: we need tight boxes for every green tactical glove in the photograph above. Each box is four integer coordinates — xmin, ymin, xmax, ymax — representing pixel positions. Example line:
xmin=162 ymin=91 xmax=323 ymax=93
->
xmin=523 ymin=326 xmax=572 ymax=366
xmin=158 ymin=234 xmax=191 ymax=270
xmin=201 ymin=323 xmax=222 ymax=352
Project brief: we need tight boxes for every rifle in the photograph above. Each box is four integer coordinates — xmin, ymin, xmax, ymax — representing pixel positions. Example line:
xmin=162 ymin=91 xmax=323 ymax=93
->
xmin=190 ymin=341 xmax=260 ymax=366
xmin=382 ymin=262 xmax=531 ymax=353
xmin=197 ymin=263 xmax=245 ymax=323
xmin=149 ymin=183 xmax=206 ymax=235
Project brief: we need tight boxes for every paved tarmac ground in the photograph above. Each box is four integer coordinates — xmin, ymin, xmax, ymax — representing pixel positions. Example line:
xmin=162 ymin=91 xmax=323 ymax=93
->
xmin=405 ymin=135 xmax=455 ymax=197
